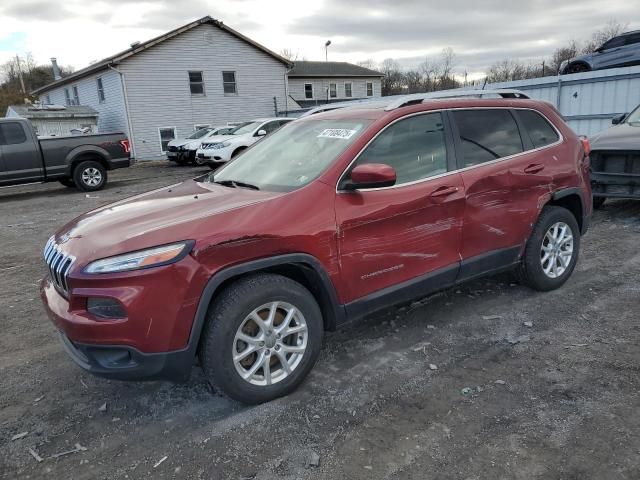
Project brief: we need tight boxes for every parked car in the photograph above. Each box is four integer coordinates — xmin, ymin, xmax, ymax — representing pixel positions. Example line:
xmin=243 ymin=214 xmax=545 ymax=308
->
xmin=167 ymin=126 xmax=236 ymax=165
xmin=41 ymin=91 xmax=591 ymax=404
xmin=589 ymin=104 xmax=640 ymax=208
xmin=560 ymin=30 xmax=640 ymax=74
xmin=0 ymin=117 xmax=131 ymax=191
xmin=196 ymin=118 xmax=294 ymax=167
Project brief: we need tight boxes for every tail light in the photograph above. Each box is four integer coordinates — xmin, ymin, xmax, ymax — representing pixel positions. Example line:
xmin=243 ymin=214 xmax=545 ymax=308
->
xmin=579 ymin=136 xmax=591 ymax=157
xmin=119 ymin=139 xmax=131 ymax=154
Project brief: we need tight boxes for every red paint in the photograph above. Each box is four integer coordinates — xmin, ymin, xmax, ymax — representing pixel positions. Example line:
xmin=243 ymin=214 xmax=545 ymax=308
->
xmin=40 ymin=98 xmax=591 ymax=355
xmin=350 ymin=163 xmax=396 ymax=187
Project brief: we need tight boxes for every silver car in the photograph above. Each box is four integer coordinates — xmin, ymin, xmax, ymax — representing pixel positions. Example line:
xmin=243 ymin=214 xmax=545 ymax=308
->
xmin=561 ymin=30 xmax=640 ymax=74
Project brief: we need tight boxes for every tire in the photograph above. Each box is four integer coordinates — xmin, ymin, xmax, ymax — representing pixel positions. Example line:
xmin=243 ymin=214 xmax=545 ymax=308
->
xmin=518 ymin=206 xmax=581 ymax=292
xmin=593 ymin=196 xmax=606 ymax=209
xmin=59 ymin=178 xmax=75 ymax=188
xmin=73 ymin=160 xmax=107 ymax=192
xmin=568 ymin=63 xmax=590 ymax=74
xmin=199 ymin=273 xmax=323 ymax=404
xmin=231 ymin=147 xmax=246 ymax=159
xmin=208 ymin=161 xmax=223 ymax=171
xmin=174 ymin=156 xmax=190 ymax=165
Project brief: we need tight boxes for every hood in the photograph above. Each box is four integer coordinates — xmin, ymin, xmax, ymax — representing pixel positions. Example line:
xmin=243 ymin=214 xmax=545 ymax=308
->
xmin=54 ymin=179 xmax=284 ymax=264
xmin=167 ymin=138 xmax=193 ymax=148
xmin=591 ymin=123 xmax=640 ymax=151
xmin=200 ymin=134 xmax=237 ymax=144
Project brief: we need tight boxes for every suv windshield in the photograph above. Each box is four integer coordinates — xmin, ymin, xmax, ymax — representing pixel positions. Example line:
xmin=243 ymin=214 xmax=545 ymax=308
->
xmin=210 ymin=119 xmax=371 ymax=192
xmin=625 ymin=105 xmax=640 ymax=125
xmin=187 ymin=128 xmax=213 ymax=139
xmin=229 ymin=121 xmax=262 ymax=135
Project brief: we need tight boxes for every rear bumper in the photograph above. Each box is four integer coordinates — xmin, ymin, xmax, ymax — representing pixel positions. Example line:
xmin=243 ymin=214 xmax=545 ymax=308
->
xmin=57 ymin=331 xmax=193 ymax=382
xmin=110 ymin=157 xmax=133 ymax=170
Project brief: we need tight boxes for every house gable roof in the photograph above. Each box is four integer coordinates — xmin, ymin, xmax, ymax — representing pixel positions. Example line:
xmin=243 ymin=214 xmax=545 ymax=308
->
xmin=33 ymin=16 xmax=291 ymax=95
xmin=288 ymin=61 xmax=384 ymax=78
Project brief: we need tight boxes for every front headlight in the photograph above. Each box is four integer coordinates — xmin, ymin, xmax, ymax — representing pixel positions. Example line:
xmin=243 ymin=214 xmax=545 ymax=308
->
xmin=84 ymin=241 xmax=194 ymax=274
xmin=211 ymin=141 xmax=231 ymax=150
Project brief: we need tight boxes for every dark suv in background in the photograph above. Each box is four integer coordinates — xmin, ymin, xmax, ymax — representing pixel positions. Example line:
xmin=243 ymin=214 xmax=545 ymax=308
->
xmin=561 ymin=30 xmax=640 ymax=74
xmin=41 ymin=90 xmax=592 ymax=404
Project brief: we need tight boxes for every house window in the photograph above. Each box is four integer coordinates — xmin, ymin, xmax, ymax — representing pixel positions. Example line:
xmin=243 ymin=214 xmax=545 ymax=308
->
xmin=329 ymin=83 xmax=337 ymax=98
xmin=45 ymin=94 xmax=51 ymax=105
xmin=72 ymin=86 xmax=80 ymax=105
xmin=222 ymin=71 xmax=237 ymax=95
xmin=304 ymin=83 xmax=313 ymax=99
xmin=64 ymin=88 xmax=71 ymax=105
xmin=188 ymin=71 xmax=205 ymax=95
xmin=366 ymin=82 xmax=373 ymax=96
xmin=158 ymin=127 xmax=176 ymax=153
xmin=96 ymin=78 xmax=105 ymax=103
xmin=344 ymin=82 xmax=353 ymax=98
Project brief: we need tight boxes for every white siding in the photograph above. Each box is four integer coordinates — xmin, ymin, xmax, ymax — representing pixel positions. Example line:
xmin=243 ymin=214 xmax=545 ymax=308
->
xmin=120 ymin=24 xmax=289 ymax=159
xmin=288 ymin=77 xmax=381 ymax=103
xmin=38 ymin=70 xmax=128 ymax=136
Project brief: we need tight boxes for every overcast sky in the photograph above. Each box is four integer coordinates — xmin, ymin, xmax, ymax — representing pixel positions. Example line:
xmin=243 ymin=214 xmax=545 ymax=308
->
xmin=0 ymin=0 xmax=638 ymax=79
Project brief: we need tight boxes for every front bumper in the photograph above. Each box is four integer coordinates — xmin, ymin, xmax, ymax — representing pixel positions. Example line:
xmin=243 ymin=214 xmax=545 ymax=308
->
xmin=56 ymin=331 xmax=193 ymax=382
xmin=196 ymin=146 xmax=232 ymax=163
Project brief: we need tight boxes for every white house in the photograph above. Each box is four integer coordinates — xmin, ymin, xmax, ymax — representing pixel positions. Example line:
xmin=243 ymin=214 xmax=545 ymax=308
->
xmin=287 ymin=61 xmax=384 ymax=108
xmin=6 ymin=104 xmax=98 ymax=137
xmin=33 ymin=16 xmax=291 ymax=160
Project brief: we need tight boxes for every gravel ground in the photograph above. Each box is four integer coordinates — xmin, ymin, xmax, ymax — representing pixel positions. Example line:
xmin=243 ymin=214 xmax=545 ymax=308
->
xmin=1 ymin=162 xmax=639 ymax=479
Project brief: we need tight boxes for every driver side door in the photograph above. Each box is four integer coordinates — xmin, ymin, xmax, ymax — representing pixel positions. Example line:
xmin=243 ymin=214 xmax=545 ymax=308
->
xmin=335 ymin=112 xmax=465 ymax=312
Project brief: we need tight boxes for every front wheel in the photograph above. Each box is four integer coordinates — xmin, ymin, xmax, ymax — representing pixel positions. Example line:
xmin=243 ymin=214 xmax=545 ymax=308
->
xmin=73 ymin=160 xmax=107 ymax=192
xmin=518 ymin=206 xmax=580 ymax=291
xmin=199 ymin=274 xmax=323 ymax=404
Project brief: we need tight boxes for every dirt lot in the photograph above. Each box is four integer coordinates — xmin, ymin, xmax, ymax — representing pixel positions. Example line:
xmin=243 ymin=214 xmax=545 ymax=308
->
xmin=1 ymin=161 xmax=639 ymax=479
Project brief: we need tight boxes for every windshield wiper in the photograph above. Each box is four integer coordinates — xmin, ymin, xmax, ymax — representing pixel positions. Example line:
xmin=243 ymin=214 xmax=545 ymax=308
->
xmin=213 ymin=179 xmax=260 ymax=190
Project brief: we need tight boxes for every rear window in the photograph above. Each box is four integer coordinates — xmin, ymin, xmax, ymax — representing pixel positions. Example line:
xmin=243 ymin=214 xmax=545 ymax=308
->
xmin=452 ymin=109 xmax=523 ymax=168
xmin=517 ymin=110 xmax=560 ymax=148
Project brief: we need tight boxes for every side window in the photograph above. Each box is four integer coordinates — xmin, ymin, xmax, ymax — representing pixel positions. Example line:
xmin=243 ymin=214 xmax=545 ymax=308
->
xmin=0 ymin=122 xmax=28 ymax=145
xmin=517 ymin=110 xmax=560 ymax=148
xmin=625 ymin=33 xmax=640 ymax=46
xmin=353 ymin=112 xmax=448 ymax=185
xmin=601 ymin=36 xmax=625 ymax=50
xmin=261 ymin=121 xmax=281 ymax=135
xmin=452 ymin=109 xmax=523 ymax=168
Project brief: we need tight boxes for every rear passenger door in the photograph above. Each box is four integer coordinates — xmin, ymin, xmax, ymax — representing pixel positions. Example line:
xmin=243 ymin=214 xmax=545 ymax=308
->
xmin=449 ymin=108 xmax=552 ymax=280
xmin=0 ymin=121 xmax=43 ymax=185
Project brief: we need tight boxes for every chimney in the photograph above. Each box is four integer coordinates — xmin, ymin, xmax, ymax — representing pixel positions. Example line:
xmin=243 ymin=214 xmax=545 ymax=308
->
xmin=51 ymin=57 xmax=62 ymax=80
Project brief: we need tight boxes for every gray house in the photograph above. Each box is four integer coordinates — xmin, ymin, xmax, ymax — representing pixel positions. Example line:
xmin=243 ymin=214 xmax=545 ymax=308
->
xmin=287 ymin=61 xmax=384 ymax=108
xmin=6 ymin=104 xmax=98 ymax=137
xmin=33 ymin=16 xmax=291 ymax=159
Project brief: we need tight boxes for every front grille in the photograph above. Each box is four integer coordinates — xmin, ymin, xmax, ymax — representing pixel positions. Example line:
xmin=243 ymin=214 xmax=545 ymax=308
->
xmin=167 ymin=146 xmax=179 ymax=152
xmin=43 ymin=237 xmax=76 ymax=295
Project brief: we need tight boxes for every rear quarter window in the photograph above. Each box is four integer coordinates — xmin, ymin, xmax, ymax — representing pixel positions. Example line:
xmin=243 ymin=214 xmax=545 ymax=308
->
xmin=517 ymin=110 xmax=560 ymax=148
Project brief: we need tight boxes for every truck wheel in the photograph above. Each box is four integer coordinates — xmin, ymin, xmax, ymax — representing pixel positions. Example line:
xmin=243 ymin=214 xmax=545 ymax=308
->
xmin=518 ymin=206 xmax=580 ymax=292
xmin=59 ymin=178 xmax=75 ymax=188
xmin=593 ymin=197 xmax=606 ymax=209
xmin=73 ymin=161 xmax=107 ymax=192
xmin=199 ymin=273 xmax=323 ymax=404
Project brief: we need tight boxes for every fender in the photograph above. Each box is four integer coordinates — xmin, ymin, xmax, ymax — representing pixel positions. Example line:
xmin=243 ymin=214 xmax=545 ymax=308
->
xmin=551 ymin=187 xmax=589 ymax=235
xmin=64 ymin=145 xmax=112 ymax=175
xmin=182 ymin=253 xmax=346 ymax=364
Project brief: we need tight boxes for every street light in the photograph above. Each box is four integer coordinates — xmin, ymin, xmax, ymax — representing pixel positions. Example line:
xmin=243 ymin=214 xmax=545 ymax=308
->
xmin=325 ymin=40 xmax=331 ymax=61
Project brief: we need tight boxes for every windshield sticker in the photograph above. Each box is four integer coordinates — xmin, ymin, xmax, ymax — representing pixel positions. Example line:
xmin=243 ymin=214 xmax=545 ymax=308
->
xmin=318 ymin=128 xmax=357 ymax=139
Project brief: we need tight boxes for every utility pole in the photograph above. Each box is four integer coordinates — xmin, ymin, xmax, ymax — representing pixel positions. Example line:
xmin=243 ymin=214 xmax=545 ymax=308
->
xmin=15 ymin=55 xmax=26 ymax=95
xmin=325 ymin=40 xmax=331 ymax=61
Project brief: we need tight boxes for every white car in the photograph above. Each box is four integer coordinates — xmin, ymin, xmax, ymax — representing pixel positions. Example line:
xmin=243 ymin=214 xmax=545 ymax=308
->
xmin=167 ymin=125 xmax=237 ymax=164
xmin=196 ymin=118 xmax=294 ymax=167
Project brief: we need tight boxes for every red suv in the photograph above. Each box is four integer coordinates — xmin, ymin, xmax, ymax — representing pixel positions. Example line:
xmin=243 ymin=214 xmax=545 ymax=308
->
xmin=41 ymin=91 xmax=592 ymax=404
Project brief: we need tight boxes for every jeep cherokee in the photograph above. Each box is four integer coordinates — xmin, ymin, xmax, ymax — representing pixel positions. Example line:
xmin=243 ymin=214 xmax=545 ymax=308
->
xmin=40 ymin=91 xmax=592 ymax=404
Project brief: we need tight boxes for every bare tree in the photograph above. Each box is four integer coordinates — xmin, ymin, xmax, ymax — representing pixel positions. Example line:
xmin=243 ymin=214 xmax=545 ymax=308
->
xmin=357 ymin=59 xmax=378 ymax=70
xmin=582 ymin=20 xmax=628 ymax=53
xmin=279 ymin=48 xmax=299 ymax=62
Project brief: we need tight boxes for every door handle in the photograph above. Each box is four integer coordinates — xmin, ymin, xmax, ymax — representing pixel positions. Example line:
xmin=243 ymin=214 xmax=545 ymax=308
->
xmin=429 ymin=186 xmax=459 ymax=198
xmin=524 ymin=164 xmax=545 ymax=174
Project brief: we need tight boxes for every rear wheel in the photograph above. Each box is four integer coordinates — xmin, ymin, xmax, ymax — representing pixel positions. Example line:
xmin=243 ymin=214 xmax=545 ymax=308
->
xmin=73 ymin=160 xmax=107 ymax=192
xmin=518 ymin=206 xmax=580 ymax=291
xmin=593 ymin=196 xmax=606 ymax=209
xmin=199 ymin=273 xmax=323 ymax=404
xmin=568 ymin=63 xmax=590 ymax=74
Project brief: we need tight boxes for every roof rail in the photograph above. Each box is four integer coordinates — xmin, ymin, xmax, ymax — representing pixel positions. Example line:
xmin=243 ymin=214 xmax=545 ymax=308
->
xmin=383 ymin=89 xmax=530 ymax=111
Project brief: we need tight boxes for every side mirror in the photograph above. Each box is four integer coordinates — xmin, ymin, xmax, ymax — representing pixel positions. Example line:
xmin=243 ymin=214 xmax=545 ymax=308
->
xmin=346 ymin=163 xmax=396 ymax=190
xmin=256 ymin=129 xmax=267 ymax=137
xmin=612 ymin=113 xmax=627 ymax=125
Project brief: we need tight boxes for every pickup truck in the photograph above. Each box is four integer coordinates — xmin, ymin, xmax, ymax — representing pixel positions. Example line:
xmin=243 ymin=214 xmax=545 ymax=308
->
xmin=0 ymin=117 xmax=131 ymax=192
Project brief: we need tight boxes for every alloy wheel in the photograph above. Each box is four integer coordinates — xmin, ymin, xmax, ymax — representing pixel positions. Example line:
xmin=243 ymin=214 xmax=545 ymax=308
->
xmin=82 ymin=167 xmax=103 ymax=187
xmin=233 ymin=301 xmax=308 ymax=386
xmin=540 ymin=221 xmax=574 ymax=278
